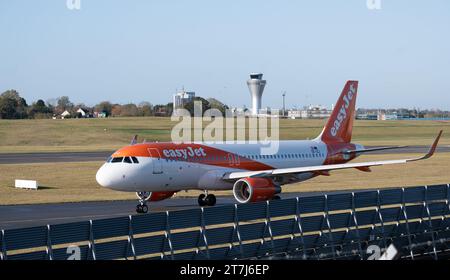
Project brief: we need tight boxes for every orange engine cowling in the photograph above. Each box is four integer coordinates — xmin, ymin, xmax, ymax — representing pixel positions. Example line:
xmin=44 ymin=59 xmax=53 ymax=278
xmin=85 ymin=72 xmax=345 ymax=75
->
xmin=149 ymin=191 xmax=176 ymax=202
xmin=232 ymin=178 xmax=281 ymax=204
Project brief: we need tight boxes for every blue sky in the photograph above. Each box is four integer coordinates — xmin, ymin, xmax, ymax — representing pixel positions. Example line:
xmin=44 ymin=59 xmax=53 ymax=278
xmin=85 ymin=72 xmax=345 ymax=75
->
xmin=0 ymin=0 xmax=449 ymax=110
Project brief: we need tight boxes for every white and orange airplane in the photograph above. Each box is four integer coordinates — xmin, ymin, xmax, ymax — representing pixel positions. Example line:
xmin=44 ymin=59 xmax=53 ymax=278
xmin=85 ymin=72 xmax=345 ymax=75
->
xmin=96 ymin=81 xmax=443 ymax=213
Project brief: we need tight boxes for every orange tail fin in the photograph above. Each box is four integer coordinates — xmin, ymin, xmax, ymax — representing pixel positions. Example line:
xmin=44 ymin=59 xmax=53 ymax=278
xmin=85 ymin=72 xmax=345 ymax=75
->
xmin=319 ymin=81 xmax=358 ymax=143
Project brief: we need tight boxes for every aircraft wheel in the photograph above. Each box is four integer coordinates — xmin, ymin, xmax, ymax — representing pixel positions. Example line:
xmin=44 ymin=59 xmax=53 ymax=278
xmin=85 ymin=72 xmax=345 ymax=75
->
xmin=205 ymin=194 xmax=216 ymax=206
xmin=141 ymin=205 xmax=148 ymax=214
xmin=136 ymin=205 xmax=143 ymax=213
xmin=198 ymin=194 xmax=207 ymax=206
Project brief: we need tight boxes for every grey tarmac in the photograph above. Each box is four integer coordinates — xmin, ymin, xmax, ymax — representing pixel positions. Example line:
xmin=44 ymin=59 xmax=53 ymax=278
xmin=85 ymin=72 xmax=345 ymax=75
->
xmin=1 ymin=145 xmax=449 ymax=164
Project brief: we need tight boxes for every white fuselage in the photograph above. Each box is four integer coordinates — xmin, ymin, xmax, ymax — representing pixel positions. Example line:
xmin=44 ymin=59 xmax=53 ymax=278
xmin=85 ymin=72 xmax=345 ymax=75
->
xmin=96 ymin=140 xmax=362 ymax=193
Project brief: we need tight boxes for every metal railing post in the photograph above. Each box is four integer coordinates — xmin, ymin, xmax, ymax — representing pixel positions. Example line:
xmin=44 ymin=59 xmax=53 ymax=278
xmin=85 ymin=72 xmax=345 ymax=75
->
xmin=127 ymin=215 xmax=136 ymax=260
xmin=401 ymin=188 xmax=414 ymax=259
xmin=324 ymin=195 xmax=336 ymax=259
xmin=432 ymin=184 xmax=450 ymax=233
xmin=261 ymin=200 xmax=275 ymax=256
xmin=232 ymin=204 xmax=244 ymax=259
xmin=432 ymin=184 xmax=450 ymax=255
xmin=199 ymin=207 xmax=210 ymax=259
xmin=447 ymin=184 xmax=450 ymax=213
xmin=46 ymin=225 xmax=53 ymax=260
xmin=292 ymin=197 xmax=308 ymax=260
xmin=1 ymin=229 xmax=6 ymax=260
xmin=351 ymin=192 xmax=364 ymax=260
xmin=376 ymin=190 xmax=388 ymax=251
xmin=88 ymin=220 xmax=96 ymax=260
xmin=424 ymin=186 xmax=438 ymax=260
xmin=165 ymin=211 xmax=174 ymax=260
xmin=446 ymin=184 xmax=450 ymax=225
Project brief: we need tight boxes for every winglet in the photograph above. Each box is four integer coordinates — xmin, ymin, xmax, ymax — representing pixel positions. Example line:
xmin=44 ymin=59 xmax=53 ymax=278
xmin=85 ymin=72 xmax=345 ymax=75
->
xmin=410 ymin=130 xmax=443 ymax=161
xmin=424 ymin=130 xmax=443 ymax=159
xmin=130 ymin=135 xmax=138 ymax=145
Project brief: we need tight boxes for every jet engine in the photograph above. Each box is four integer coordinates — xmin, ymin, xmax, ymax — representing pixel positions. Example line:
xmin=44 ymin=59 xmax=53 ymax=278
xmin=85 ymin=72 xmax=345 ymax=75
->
xmin=232 ymin=178 xmax=281 ymax=204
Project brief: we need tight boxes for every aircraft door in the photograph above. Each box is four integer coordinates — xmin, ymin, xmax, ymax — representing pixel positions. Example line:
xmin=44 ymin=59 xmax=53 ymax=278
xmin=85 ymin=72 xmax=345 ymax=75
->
xmin=234 ymin=154 xmax=240 ymax=166
xmin=148 ymin=148 xmax=163 ymax=174
xmin=227 ymin=153 xmax=240 ymax=167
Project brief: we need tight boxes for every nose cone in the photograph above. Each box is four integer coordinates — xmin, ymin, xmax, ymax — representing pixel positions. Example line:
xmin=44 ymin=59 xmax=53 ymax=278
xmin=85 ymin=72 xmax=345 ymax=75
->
xmin=96 ymin=164 xmax=112 ymax=188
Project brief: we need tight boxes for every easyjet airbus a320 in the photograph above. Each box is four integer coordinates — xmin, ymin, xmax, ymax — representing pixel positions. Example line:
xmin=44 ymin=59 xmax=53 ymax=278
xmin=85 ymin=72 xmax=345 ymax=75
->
xmin=96 ymin=81 xmax=443 ymax=213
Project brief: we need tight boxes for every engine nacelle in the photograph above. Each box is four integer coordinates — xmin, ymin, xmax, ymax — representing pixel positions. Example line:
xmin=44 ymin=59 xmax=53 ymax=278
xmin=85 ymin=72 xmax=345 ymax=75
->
xmin=149 ymin=191 xmax=176 ymax=201
xmin=232 ymin=178 xmax=281 ymax=204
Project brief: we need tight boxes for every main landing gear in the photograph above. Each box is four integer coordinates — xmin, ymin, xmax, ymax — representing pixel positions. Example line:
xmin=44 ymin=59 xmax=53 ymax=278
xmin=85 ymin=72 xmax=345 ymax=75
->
xmin=136 ymin=191 xmax=150 ymax=214
xmin=198 ymin=191 xmax=216 ymax=207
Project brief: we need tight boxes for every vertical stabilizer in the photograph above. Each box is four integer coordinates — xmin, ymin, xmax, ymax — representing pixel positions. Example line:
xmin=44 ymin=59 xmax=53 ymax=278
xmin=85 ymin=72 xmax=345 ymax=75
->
xmin=318 ymin=81 xmax=358 ymax=143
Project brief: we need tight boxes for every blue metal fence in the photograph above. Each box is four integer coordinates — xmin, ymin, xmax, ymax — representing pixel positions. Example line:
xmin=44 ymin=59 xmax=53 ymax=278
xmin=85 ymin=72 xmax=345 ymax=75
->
xmin=1 ymin=184 xmax=449 ymax=260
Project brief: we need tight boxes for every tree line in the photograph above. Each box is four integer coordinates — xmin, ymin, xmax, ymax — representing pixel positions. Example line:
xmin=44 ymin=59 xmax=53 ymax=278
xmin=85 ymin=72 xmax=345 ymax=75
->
xmin=0 ymin=90 xmax=174 ymax=119
xmin=0 ymin=89 xmax=231 ymax=119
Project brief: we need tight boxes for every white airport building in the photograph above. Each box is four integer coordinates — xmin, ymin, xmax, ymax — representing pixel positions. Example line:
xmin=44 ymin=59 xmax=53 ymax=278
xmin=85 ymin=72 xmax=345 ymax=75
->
xmin=288 ymin=105 xmax=332 ymax=119
xmin=173 ymin=89 xmax=195 ymax=109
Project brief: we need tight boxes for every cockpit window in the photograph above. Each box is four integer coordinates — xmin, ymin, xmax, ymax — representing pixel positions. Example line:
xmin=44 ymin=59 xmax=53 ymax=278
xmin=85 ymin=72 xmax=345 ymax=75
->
xmin=111 ymin=157 xmax=123 ymax=163
xmin=109 ymin=156 xmax=139 ymax=164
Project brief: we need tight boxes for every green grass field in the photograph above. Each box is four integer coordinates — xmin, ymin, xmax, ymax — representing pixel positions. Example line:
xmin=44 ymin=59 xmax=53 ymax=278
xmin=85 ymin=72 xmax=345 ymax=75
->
xmin=0 ymin=117 xmax=449 ymax=153
xmin=0 ymin=117 xmax=449 ymax=205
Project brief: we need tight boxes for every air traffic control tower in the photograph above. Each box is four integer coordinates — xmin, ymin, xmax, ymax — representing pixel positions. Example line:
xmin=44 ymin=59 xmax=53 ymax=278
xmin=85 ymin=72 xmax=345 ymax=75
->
xmin=247 ymin=73 xmax=266 ymax=116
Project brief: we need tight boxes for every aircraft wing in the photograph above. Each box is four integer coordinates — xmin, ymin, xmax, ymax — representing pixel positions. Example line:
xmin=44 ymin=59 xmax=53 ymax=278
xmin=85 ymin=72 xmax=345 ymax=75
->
xmin=222 ymin=131 xmax=442 ymax=181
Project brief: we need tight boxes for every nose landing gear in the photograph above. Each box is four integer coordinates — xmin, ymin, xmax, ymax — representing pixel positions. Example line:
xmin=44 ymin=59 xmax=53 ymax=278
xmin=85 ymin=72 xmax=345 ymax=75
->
xmin=136 ymin=192 xmax=151 ymax=214
xmin=198 ymin=191 xmax=216 ymax=207
xmin=136 ymin=204 xmax=148 ymax=214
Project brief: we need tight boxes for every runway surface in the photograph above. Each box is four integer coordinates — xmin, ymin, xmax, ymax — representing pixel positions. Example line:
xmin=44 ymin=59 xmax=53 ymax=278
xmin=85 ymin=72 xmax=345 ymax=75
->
xmin=1 ymin=145 xmax=450 ymax=164
xmin=0 ymin=189 xmax=381 ymax=230
xmin=0 ymin=151 xmax=112 ymax=164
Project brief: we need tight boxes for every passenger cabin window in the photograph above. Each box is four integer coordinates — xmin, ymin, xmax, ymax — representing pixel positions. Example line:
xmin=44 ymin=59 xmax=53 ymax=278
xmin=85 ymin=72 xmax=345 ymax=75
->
xmin=111 ymin=157 xmax=123 ymax=163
